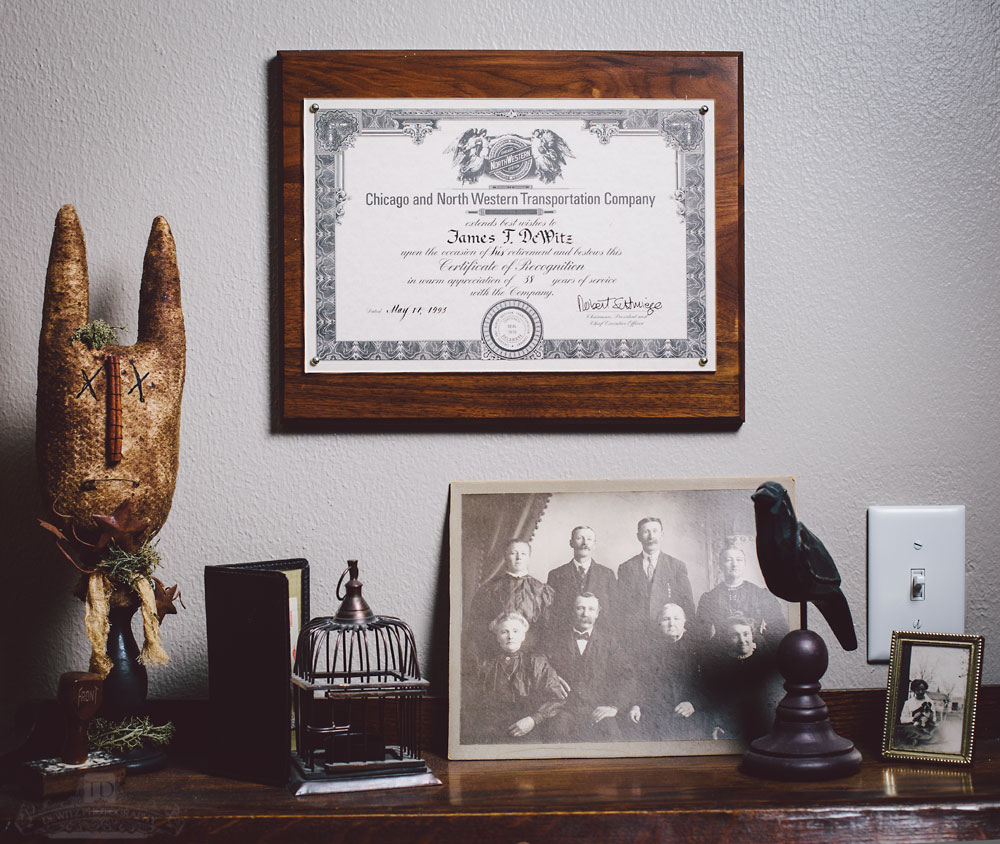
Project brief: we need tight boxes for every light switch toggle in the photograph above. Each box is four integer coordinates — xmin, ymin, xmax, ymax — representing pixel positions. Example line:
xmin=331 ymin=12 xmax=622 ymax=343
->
xmin=867 ymin=505 xmax=965 ymax=662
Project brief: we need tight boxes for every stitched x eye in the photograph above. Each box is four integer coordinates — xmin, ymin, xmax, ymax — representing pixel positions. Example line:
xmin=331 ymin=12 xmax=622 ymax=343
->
xmin=76 ymin=366 xmax=102 ymax=400
xmin=127 ymin=360 xmax=150 ymax=403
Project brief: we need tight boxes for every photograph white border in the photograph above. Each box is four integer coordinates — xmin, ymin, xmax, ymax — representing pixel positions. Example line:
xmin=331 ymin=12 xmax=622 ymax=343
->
xmin=448 ymin=476 xmax=797 ymax=760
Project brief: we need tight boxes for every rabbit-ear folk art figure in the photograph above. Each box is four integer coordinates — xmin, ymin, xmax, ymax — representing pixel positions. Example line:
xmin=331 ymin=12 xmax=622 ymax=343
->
xmin=37 ymin=205 xmax=184 ymax=677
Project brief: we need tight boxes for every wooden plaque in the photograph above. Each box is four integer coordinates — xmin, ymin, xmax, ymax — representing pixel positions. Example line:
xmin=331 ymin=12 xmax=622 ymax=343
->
xmin=279 ymin=51 xmax=743 ymax=425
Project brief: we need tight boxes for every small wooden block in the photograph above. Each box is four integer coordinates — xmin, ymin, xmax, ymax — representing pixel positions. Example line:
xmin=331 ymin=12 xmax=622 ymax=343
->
xmin=18 ymin=751 xmax=126 ymax=800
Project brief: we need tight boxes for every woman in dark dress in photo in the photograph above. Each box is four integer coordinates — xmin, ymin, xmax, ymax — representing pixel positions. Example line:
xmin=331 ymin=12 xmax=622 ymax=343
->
xmin=465 ymin=539 xmax=554 ymax=663
xmin=464 ymin=611 xmax=565 ymax=744
xmin=702 ymin=614 xmax=776 ymax=741
xmin=696 ymin=544 xmax=788 ymax=652
xmin=628 ymin=603 xmax=705 ymax=741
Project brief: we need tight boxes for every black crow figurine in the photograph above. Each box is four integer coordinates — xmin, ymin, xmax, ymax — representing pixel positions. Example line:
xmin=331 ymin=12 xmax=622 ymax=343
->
xmin=752 ymin=481 xmax=858 ymax=651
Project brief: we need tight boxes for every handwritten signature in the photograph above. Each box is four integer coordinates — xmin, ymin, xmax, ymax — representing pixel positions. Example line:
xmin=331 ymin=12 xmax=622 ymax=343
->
xmin=577 ymin=295 xmax=662 ymax=317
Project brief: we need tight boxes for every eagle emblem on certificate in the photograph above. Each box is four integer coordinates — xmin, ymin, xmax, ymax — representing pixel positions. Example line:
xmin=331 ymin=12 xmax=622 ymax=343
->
xmin=448 ymin=129 xmax=574 ymax=184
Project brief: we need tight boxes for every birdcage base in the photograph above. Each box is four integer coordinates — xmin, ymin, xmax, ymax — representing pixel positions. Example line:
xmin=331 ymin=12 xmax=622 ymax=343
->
xmin=289 ymin=752 xmax=440 ymax=795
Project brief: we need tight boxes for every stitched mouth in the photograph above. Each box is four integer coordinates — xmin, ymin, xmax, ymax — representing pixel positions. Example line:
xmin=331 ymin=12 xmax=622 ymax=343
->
xmin=80 ymin=478 xmax=140 ymax=490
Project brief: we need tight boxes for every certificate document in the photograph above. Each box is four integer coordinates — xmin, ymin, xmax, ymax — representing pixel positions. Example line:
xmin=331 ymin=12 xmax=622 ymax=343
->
xmin=303 ymin=98 xmax=715 ymax=373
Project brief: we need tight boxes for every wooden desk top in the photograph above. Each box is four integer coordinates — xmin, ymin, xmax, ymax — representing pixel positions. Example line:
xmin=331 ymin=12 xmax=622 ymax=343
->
xmin=4 ymin=745 xmax=1000 ymax=843
xmin=4 ymin=690 xmax=1000 ymax=842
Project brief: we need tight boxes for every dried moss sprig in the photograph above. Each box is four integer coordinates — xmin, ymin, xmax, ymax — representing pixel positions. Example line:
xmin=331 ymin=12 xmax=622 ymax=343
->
xmin=88 ymin=716 xmax=175 ymax=753
xmin=97 ymin=540 xmax=161 ymax=589
xmin=70 ymin=319 xmax=125 ymax=349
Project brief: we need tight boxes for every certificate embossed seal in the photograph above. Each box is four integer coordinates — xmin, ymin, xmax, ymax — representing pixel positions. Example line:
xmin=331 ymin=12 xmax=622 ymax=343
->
xmin=482 ymin=300 xmax=543 ymax=360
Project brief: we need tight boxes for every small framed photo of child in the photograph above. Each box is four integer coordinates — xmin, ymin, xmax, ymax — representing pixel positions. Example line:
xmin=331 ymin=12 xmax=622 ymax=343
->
xmin=882 ymin=630 xmax=984 ymax=765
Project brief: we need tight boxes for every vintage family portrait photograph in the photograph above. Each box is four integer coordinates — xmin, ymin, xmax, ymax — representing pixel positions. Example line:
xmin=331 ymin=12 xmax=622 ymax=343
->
xmin=882 ymin=631 xmax=984 ymax=765
xmin=448 ymin=477 xmax=796 ymax=759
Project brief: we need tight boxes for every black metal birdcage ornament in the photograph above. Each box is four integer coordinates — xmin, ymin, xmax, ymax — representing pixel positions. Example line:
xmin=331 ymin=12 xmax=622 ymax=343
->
xmin=289 ymin=560 xmax=439 ymax=795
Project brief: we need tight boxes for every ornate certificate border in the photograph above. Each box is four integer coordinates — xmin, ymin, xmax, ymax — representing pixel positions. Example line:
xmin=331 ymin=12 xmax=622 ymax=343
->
xmin=279 ymin=51 xmax=744 ymax=424
xmin=304 ymin=100 xmax=714 ymax=371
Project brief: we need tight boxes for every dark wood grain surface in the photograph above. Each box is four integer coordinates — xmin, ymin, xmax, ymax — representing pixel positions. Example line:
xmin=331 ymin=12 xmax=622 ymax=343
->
xmin=4 ymin=748 xmax=1000 ymax=842
xmin=4 ymin=689 xmax=1000 ymax=842
xmin=279 ymin=51 xmax=744 ymax=426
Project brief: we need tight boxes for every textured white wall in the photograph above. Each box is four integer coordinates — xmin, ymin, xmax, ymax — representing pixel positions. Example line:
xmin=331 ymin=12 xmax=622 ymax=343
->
xmin=1 ymin=0 xmax=998 ymax=728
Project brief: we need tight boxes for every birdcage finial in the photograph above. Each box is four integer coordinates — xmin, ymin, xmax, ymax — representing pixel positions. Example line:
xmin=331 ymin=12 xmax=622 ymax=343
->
xmin=335 ymin=559 xmax=375 ymax=624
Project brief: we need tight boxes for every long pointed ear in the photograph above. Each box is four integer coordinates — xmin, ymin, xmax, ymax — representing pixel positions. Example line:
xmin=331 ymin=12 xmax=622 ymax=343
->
xmin=41 ymin=205 xmax=90 ymax=346
xmin=137 ymin=216 xmax=184 ymax=346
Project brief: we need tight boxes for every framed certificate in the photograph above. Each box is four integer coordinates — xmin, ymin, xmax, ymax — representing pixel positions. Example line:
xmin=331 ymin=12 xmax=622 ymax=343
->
xmin=279 ymin=51 xmax=743 ymax=424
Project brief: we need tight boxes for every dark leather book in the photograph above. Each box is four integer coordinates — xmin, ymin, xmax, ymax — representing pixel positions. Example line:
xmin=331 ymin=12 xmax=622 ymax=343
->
xmin=204 ymin=559 xmax=309 ymax=786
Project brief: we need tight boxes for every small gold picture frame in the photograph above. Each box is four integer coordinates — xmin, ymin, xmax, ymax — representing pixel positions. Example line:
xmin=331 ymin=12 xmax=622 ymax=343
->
xmin=882 ymin=630 xmax=983 ymax=765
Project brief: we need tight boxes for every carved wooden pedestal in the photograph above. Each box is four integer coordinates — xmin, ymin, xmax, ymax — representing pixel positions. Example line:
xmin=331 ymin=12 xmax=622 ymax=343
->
xmin=741 ymin=629 xmax=863 ymax=780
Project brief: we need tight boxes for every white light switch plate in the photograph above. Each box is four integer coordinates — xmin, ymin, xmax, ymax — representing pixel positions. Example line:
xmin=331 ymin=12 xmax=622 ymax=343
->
xmin=867 ymin=505 xmax=965 ymax=662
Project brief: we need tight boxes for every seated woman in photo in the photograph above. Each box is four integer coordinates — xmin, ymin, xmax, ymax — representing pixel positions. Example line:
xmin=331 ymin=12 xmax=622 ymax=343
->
xmin=701 ymin=614 xmax=776 ymax=741
xmin=463 ymin=611 xmax=565 ymax=744
xmin=628 ymin=603 xmax=705 ymax=741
